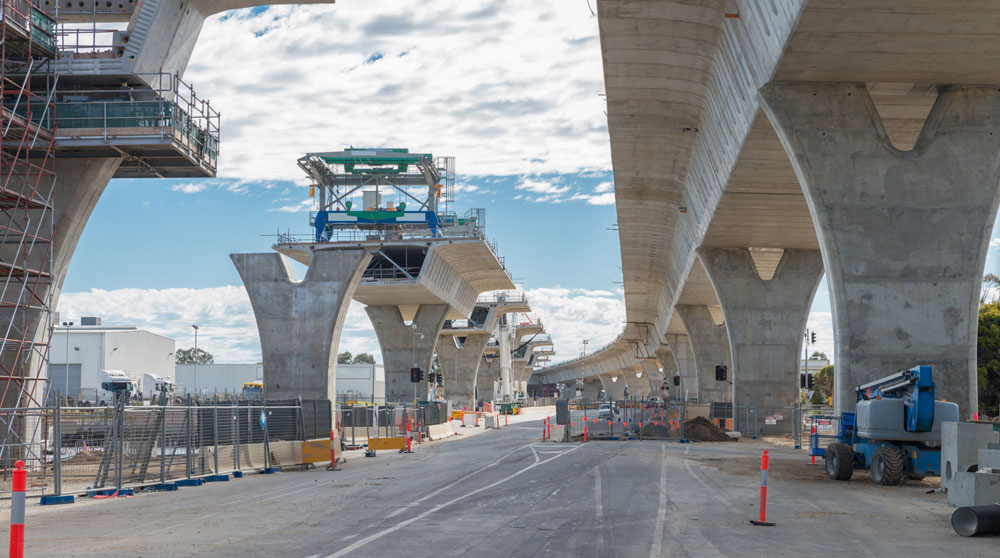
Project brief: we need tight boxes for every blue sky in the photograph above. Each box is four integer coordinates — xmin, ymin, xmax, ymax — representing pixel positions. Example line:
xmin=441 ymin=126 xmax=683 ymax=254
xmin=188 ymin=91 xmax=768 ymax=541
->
xmin=56 ymin=2 xmax=1000 ymax=366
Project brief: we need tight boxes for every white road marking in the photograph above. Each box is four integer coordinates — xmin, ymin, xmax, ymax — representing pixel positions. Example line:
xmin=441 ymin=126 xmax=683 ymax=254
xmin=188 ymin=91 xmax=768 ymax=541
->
xmin=324 ymin=444 xmax=586 ymax=558
xmin=649 ymin=444 xmax=669 ymax=558
xmin=385 ymin=443 xmax=533 ymax=518
xmin=593 ymin=465 xmax=603 ymax=520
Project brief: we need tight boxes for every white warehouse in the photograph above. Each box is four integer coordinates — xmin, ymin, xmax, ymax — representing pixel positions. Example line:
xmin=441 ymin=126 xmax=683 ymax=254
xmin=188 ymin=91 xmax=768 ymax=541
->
xmin=48 ymin=319 xmax=175 ymax=404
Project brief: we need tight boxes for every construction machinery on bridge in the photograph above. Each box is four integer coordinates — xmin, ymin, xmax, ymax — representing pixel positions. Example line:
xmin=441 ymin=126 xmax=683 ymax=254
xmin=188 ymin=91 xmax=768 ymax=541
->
xmin=814 ymin=366 xmax=959 ymax=486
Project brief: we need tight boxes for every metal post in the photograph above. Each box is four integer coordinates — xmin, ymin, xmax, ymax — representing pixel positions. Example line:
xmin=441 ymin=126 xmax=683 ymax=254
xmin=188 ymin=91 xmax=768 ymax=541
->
xmin=233 ymin=402 xmax=241 ymax=472
xmin=185 ymin=394 xmax=192 ymax=479
xmin=160 ymin=395 xmax=167 ymax=483
xmin=262 ymin=401 xmax=270 ymax=471
xmin=212 ymin=404 xmax=219 ymax=474
xmin=115 ymin=392 xmax=124 ymax=490
xmin=53 ymin=401 xmax=61 ymax=496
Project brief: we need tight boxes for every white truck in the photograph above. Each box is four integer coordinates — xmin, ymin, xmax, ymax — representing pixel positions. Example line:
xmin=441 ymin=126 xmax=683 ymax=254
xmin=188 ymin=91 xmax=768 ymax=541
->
xmin=97 ymin=369 xmax=134 ymax=405
xmin=141 ymin=373 xmax=174 ymax=401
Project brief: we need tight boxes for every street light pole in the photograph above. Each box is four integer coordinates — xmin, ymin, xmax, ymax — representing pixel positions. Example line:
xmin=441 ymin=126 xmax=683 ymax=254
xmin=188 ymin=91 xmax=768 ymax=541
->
xmin=62 ymin=321 xmax=73 ymax=405
xmin=192 ymin=325 xmax=199 ymax=399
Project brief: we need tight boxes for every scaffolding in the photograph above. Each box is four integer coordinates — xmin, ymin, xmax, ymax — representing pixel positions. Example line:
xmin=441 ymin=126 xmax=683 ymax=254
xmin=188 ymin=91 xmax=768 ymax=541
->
xmin=1 ymin=0 xmax=57 ymax=409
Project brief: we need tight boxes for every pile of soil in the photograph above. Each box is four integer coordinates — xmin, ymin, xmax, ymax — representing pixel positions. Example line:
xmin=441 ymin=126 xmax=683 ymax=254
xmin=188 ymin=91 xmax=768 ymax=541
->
xmin=66 ymin=449 xmax=104 ymax=464
xmin=683 ymin=416 xmax=734 ymax=442
xmin=639 ymin=423 xmax=672 ymax=438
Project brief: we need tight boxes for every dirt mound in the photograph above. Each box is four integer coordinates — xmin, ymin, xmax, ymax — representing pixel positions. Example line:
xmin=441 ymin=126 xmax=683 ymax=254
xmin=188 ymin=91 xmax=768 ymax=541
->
xmin=639 ymin=423 xmax=672 ymax=438
xmin=683 ymin=416 xmax=734 ymax=442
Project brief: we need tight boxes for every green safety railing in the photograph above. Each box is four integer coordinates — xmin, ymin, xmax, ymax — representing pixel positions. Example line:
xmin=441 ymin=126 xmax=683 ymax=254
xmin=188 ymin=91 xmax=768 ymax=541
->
xmin=55 ymin=101 xmax=219 ymax=167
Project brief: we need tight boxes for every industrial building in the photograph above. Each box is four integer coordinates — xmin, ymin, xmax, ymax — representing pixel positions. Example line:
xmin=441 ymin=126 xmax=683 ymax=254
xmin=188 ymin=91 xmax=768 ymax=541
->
xmin=47 ymin=318 xmax=175 ymax=404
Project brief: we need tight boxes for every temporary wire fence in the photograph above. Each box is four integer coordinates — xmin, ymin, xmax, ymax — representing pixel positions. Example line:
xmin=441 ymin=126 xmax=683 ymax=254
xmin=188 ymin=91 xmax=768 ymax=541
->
xmin=0 ymin=399 xmax=328 ymax=499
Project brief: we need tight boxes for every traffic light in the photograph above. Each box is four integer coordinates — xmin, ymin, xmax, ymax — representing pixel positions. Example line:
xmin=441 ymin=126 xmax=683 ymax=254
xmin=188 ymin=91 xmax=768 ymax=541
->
xmin=800 ymin=374 xmax=806 ymax=389
xmin=435 ymin=373 xmax=443 ymax=387
xmin=715 ymin=364 xmax=727 ymax=382
xmin=810 ymin=331 xmax=817 ymax=344
xmin=410 ymin=367 xmax=423 ymax=383
xmin=807 ymin=374 xmax=814 ymax=389
xmin=672 ymin=375 xmax=680 ymax=386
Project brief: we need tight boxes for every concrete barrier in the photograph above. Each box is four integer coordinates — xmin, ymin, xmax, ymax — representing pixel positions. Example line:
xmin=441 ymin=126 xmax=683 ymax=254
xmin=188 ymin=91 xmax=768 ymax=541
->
xmin=942 ymin=422 xmax=999 ymax=494
xmin=462 ymin=412 xmax=478 ymax=427
xmin=426 ymin=422 xmax=455 ymax=440
xmin=484 ymin=413 xmax=501 ymax=429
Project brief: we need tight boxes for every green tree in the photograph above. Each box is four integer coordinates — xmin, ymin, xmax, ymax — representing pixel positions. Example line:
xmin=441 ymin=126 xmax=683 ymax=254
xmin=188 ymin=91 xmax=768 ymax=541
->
xmin=978 ymin=301 xmax=1000 ymax=413
xmin=175 ymin=347 xmax=213 ymax=364
xmin=810 ymin=351 xmax=828 ymax=360
xmin=337 ymin=351 xmax=353 ymax=364
xmin=351 ymin=353 xmax=375 ymax=364
xmin=810 ymin=365 xmax=834 ymax=406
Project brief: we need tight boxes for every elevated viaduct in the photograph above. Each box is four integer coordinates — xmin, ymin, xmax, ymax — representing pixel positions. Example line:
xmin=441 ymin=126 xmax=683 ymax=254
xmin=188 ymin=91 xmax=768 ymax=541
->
xmin=534 ymin=1 xmax=1000 ymax=431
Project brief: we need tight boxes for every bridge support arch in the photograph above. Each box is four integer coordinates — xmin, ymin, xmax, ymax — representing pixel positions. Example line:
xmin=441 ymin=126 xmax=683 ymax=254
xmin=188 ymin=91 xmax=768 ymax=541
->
xmin=761 ymin=83 xmax=1000 ymax=417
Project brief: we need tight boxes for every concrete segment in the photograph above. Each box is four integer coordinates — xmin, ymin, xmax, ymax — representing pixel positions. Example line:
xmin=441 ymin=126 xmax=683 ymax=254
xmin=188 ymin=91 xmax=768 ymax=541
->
xmin=581 ymin=378 xmax=603 ymax=401
xmin=664 ymin=334 xmax=698 ymax=399
xmin=760 ymin=83 xmax=1000 ymax=416
xmin=600 ymin=373 xmax=626 ymax=401
xmin=232 ymin=251 xmax=370 ymax=401
xmin=437 ymin=333 xmax=491 ymax=410
xmin=639 ymin=359 xmax=665 ymax=399
xmin=367 ymin=304 xmax=449 ymax=404
xmin=698 ymin=248 xmax=823 ymax=432
xmin=476 ymin=357 xmax=500 ymax=402
xmin=622 ymin=365 xmax=649 ymax=399
xmin=674 ymin=305 xmax=730 ymax=404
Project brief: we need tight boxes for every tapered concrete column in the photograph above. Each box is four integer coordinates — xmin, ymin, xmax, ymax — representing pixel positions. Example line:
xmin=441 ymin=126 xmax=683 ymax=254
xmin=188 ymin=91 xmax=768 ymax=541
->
xmin=600 ymin=373 xmax=627 ymax=401
xmin=232 ymin=250 xmax=370 ymax=400
xmin=367 ymin=304 xmax=450 ymax=404
xmin=664 ymin=334 xmax=699 ymax=399
xmin=760 ymin=84 xmax=1000 ymax=417
xmin=437 ymin=333 xmax=491 ymax=409
xmin=640 ymin=359 xmax=665 ymax=398
xmin=675 ymin=306 xmax=731 ymax=403
xmin=698 ymin=248 xmax=823 ymax=432
xmin=476 ymin=357 xmax=500 ymax=402
xmin=581 ymin=378 xmax=603 ymax=402
xmin=622 ymin=365 xmax=649 ymax=399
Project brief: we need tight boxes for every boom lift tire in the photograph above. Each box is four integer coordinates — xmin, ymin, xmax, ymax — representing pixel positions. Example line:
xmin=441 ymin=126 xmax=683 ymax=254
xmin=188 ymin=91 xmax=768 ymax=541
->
xmin=871 ymin=446 xmax=905 ymax=486
xmin=825 ymin=443 xmax=855 ymax=481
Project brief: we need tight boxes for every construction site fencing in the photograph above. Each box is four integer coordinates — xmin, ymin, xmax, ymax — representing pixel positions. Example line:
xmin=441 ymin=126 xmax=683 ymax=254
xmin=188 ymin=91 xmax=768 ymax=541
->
xmin=337 ymin=402 xmax=449 ymax=446
xmin=554 ymin=400 xmax=688 ymax=441
xmin=0 ymin=400 xmax=325 ymax=499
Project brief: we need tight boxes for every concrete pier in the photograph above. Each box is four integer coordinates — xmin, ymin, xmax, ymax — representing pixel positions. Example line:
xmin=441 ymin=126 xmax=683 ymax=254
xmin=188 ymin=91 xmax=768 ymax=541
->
xmin=581 ymin=378 xmax=603 ymax=401
xmin=476 ymin=357 xmax=500 ymax=402
xmin=437 ymin=333 xmax=491 ymax=409
xmin=674 ymin=306 xmax=730 ymax=404
xmin=622 ymin=365 xmax=649 ymax=399
xmin=366 ymin=304 xmax=450 ymax=404
xmin=698 ymin=248 xmax=823 ymax=430
xmin=664 ymin=334 xmax=698 ymax=399
xmin=600 ymin=373 xmax=627 ymax=401
xmin=232 ymin=250 xmax=370 ymax=400
xmin=760 ymin=83 xmax=1000 ymax=416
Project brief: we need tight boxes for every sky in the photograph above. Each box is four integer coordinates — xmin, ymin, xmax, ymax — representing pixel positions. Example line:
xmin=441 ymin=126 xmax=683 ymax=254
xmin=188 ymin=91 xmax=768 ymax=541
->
xmin=57 ymin=2 xmax=1000 ymax=368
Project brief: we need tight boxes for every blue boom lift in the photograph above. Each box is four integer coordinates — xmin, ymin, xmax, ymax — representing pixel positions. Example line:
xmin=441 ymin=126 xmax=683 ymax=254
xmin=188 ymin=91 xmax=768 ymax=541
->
xmin=815 ymin=365 xmax=959 ymax=486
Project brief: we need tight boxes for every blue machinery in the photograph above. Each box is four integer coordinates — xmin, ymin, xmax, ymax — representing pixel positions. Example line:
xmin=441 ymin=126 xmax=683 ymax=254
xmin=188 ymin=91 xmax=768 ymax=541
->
xmin=809 ymin=365 xmax=959 ymax=485
xmin=298 ymin=148 xmax=468 ymax=241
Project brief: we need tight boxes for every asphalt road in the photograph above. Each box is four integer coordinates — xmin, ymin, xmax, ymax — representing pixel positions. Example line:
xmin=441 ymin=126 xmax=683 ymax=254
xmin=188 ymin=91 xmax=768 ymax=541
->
xmin=17 ymin=417 xmax=998 ymax=557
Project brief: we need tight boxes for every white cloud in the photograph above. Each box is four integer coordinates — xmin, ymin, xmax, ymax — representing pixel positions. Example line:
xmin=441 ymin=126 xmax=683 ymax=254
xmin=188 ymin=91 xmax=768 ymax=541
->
xmin=185 ymin=3 xmax=610 ymax=181
xmin=806 ymin=311 xmax=834 ymax=364
xmin=593 ymin=181 xmax=613 ymax=193
xmin=516 ymin=178 xmax=570 ymax=195
xmin=584 ymin=192 xmax=615 ymax=206
xmin=522 ymin=286 xmax=625 ymax=362
xmin=268 ymin=198 xmax=315 ymax=213
xmin=171 ymin=183 xmax=207 ymax=194
xmin=57 ymin=287 xmax=380 ymax=364
xmin=991 ymin=238 xmax=1000 ymax=249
